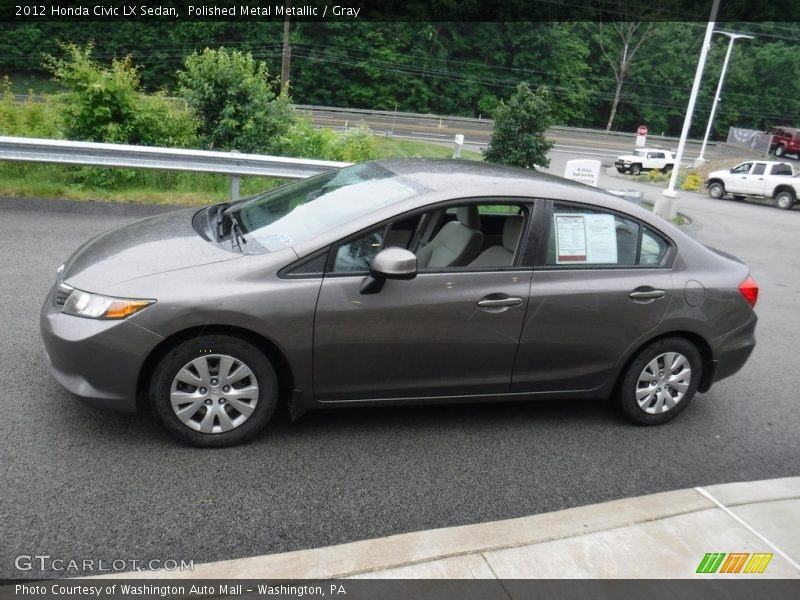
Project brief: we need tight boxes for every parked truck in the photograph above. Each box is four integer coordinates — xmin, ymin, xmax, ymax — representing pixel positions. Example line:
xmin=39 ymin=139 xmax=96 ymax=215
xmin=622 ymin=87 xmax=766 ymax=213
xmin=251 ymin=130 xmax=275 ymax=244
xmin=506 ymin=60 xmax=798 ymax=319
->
xmin=705 ymin=160 xmax=799 ymax=210
xmin=614 ymin=148 xmax=675 ymax=175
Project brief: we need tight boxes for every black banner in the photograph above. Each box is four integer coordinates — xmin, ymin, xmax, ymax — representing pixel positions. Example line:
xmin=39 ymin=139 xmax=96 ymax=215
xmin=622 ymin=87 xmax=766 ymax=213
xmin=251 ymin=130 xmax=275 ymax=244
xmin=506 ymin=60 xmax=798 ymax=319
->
xmin=3 ymin=0 xmax=800 ymax=23
xmin=2 ymin=579 xmax=800 ymax=600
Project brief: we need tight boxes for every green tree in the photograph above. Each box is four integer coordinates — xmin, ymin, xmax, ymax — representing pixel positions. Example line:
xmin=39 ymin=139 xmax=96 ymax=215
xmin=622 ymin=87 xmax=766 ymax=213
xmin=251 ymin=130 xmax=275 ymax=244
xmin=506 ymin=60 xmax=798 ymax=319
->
xmin=483 ymin=82 xmax=554 ymax=169
xmin=177 ymin=47 xmax=295 ymax=153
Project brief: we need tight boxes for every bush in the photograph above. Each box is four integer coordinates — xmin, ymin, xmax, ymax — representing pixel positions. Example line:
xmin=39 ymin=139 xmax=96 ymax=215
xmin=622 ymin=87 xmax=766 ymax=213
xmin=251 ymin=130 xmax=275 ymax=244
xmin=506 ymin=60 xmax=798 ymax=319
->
xmin=483 ymin=82 xmax=554 ymax=169
xmin=681 ymin=172 xmax=702 ymax=191
xmin=177 ymin=48 xmax=295 ymax=154
xmin=0 ymin=78 xmax=62 ymax=138
xmin=327 ymin=124 xmax=377 ymax=162
xmin=43 ymin=43 xmax=197 ymax=148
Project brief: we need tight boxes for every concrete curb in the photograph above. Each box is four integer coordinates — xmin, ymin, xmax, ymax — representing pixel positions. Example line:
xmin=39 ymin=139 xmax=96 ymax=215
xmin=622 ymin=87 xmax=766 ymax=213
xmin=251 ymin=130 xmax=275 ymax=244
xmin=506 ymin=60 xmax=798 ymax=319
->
xmin=92 ymin=477 xmax=800 ymax=580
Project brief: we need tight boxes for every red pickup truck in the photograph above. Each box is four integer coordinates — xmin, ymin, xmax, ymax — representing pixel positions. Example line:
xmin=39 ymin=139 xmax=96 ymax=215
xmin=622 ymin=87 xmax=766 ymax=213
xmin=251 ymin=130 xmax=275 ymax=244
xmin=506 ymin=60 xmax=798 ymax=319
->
xmin=770 ymin=126 xmax=800 ymax=158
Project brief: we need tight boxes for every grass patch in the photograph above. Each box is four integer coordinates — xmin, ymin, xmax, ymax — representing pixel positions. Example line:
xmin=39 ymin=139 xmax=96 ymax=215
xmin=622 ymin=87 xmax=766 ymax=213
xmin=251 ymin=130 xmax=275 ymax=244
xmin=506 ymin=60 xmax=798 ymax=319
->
xmin=373 ymin=135 xmax=483 ymax=160
xmin=0 ymin=163 xmax=282 ymax=205
xmin=0 ymin=138 xmax=482 ymax=205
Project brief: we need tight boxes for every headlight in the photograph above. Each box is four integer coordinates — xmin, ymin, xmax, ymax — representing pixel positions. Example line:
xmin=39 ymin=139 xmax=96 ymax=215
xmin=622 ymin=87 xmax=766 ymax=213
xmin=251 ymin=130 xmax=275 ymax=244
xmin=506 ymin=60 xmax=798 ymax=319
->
xmin=62 ymin=289 xmax=155 ymax=320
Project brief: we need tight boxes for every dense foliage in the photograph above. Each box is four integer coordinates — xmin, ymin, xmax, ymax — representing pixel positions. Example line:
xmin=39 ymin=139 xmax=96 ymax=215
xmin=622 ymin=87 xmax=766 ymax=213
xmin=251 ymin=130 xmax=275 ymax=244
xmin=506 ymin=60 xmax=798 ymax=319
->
xmin=2 ymin=21 xmax=799 ymax=138
xmin=484 ymin=83 xmax=554 ymax=169
xmin=44 ymin=44 xmax=198 ymax=147
xmin=177 ymin=48 xmax=294 ymax=153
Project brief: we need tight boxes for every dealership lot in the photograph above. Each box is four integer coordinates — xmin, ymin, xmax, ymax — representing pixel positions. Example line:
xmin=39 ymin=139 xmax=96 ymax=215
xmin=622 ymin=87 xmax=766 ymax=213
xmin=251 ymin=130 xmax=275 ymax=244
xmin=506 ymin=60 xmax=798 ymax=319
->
xmin=1 ymin=191 xmax=798 ymax=579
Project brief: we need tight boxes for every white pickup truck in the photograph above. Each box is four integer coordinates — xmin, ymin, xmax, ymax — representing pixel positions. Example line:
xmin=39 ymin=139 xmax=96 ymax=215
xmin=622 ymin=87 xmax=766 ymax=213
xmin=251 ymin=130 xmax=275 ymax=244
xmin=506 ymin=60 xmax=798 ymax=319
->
xmin=705 ymin=160 xmax=799 ymax=210
xmin=614 ymin=148 xmax=675 ymax=175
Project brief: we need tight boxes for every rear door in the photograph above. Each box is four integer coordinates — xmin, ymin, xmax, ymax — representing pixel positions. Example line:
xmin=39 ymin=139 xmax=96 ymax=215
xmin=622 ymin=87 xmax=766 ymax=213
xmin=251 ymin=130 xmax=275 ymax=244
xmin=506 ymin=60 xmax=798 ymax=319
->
xmin=512 ymin=201 xmax=675 ymax=393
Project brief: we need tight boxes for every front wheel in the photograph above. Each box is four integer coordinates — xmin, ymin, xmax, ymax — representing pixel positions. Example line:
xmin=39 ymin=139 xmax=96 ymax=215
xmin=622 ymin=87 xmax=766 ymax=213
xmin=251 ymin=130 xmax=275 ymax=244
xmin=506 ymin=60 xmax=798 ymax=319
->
xmin=618 ymin=337 xmax=702 ymax=426
xmin=776 ymin=190 xmax=796 ymax=210
xmin=631 ymin=164 xmax=642 ymax=176
xmin=775 ymin=145 xmax=785 ymax=157
xmin=708 ymin=182 xmax=725 ymax=199
xmin=150 ymin=335 xmax=279 ymax=446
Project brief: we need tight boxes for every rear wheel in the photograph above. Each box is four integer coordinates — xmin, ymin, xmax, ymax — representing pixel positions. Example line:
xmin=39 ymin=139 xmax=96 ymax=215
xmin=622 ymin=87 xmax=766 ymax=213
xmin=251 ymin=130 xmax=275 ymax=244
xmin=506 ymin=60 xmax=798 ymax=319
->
xmin=776 ymin=190 xmax=796 ymax=210
xmin=150 ymin=335 xmax=278 ymax=446
xmin=618 ymin=337 xmax=701 ymax=426
xmin=708 ymin=182 xmax=725 ymax=199
xmin=662 ymin=164 xmax=673 ymax=174
xmin=631 ymin=164 xmax=642 ymax=176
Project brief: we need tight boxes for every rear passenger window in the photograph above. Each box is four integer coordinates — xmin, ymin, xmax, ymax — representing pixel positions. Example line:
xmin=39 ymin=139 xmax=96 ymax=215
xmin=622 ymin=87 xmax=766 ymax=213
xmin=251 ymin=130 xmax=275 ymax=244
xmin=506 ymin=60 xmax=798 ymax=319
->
xmin=546 ymin=203 xmax=669 ymax=267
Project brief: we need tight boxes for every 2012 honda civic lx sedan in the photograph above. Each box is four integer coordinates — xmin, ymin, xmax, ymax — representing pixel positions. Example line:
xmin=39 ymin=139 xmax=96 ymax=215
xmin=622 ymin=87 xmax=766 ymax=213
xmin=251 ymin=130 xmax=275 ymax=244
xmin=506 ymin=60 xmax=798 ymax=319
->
xmin=41 ymin=160 xmax=758 ymax=446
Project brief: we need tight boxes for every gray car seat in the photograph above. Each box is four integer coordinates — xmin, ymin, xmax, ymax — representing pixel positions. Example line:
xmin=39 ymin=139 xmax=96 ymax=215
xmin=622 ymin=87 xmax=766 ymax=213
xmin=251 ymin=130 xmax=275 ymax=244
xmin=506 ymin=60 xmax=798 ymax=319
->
xmin=469 ymin=216 xmax=524 ymax=267
xmin=416 ymin=207 xmax=484 ymax=268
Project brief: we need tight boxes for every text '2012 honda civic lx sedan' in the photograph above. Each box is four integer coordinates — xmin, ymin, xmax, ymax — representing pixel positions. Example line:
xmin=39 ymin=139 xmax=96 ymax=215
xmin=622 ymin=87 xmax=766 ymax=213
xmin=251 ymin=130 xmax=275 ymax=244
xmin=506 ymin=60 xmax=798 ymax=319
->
xmin=41 ymin=160 xmax=758 ymax=446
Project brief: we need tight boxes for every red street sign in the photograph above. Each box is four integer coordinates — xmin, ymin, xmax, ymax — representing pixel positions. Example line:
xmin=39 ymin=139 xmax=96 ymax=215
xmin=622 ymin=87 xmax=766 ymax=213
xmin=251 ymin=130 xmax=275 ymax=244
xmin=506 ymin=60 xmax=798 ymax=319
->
xmin=637 ymin=125 xmax=648 ymax=136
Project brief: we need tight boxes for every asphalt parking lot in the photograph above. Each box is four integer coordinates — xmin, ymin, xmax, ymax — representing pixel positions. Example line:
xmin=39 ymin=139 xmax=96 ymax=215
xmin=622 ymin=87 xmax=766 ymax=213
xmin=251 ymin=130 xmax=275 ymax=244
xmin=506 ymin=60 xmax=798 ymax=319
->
xmin=1 ymin=191 xmax=798 ymax=580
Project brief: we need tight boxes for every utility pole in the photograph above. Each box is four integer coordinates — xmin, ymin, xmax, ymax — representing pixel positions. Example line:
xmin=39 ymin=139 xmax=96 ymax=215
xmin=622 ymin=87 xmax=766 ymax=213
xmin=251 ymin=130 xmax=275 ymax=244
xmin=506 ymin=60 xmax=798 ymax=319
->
xmin=280 ymin=0 xmax=291 ymax=97
xmin=696 ymin=31 xmax=754 ymax=164
xmin=655 ymin=0 xmax=720 ymax=221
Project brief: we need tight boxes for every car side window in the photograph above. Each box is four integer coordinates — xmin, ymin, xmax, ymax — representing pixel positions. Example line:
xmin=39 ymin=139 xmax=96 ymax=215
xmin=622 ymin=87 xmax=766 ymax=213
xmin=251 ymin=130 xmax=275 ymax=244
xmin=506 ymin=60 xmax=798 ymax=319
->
xmin=732 ymin=162 xmax=753 ymax=174
xmin=752 ymin=163 xmax=766 ymax=175
xmin=639 ymin=228 xmax=669 ymax=265
xmin=546 ymin=203 xmax=665 ymax=268
xmin=332 ymin=227 xmax=387 ymax=273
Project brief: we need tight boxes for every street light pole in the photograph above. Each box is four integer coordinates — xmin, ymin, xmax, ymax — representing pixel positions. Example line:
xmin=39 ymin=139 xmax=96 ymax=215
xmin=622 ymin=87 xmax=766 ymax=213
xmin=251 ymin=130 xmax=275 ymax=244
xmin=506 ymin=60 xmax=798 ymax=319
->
xmin=696 ymin=31 xmax=754 ymax=164
xmin=655 ymin=0 xmax=720 ymax=221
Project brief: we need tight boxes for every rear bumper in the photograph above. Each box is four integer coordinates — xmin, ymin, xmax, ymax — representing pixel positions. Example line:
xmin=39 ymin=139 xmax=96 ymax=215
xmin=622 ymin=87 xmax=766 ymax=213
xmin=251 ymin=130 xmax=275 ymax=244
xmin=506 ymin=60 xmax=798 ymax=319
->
xmin=40 ymin=287 xmax=163 ymax=412
xmin=707 ymin=314 xmax=757 ymax=388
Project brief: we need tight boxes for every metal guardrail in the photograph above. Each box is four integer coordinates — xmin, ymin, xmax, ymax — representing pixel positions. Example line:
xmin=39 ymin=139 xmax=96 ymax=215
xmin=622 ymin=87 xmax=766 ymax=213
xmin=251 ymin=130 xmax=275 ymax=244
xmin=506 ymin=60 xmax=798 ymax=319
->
xmin=0 ymin=136 xmax=349 ymax=200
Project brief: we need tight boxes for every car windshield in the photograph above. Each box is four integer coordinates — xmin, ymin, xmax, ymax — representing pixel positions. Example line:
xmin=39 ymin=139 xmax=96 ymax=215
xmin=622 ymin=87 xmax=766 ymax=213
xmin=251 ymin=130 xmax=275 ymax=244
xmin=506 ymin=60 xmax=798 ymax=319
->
xmin=230 ymin=163 xmax=419 ymax=252
xmin=632 ymin=150 xmax=646 ymax=157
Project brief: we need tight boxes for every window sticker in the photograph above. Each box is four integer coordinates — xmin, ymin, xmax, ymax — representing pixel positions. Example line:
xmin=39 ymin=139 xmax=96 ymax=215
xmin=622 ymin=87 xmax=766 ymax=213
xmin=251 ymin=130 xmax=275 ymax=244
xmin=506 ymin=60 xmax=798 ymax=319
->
xmin=554 ymin=213 xmax=618 ymax=264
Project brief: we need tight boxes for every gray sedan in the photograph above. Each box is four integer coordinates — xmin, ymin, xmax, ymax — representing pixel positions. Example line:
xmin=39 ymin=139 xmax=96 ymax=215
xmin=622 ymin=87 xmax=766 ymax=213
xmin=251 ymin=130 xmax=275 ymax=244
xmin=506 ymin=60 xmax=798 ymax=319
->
xmin=40 ymin=160 xmax=758 ymax=446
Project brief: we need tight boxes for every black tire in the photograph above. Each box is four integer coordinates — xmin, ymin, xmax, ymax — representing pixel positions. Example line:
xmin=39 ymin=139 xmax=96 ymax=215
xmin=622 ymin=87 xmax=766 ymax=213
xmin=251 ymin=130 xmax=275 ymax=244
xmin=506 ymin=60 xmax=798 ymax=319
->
xmin=775 ymin=144 xmax=785 ymax=157
xmin=707 ymin=181 xmax=725 ymax=199
xmin=662 ymin=164 xmax=673 ymax=174
xmin=618 ymin=337 xmax=702 ymax=426
xmin=775 ymin=190 xmax=795 ymax=210
xmin=150 ymin=335 xmax=279 ymax=447
xmin=631 ymin=164 xmax=642 ymax=176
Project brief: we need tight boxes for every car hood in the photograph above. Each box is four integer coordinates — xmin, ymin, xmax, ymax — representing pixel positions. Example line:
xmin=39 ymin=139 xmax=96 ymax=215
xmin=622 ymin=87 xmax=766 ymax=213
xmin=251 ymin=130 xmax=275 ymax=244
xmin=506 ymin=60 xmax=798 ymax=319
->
xmin=616 ymin=154 xmax=642 ymax=161
xmin=62 ymin=208 xmax=242 ymax=292
xmin=707 ymin=169 xmax=729 ymax=179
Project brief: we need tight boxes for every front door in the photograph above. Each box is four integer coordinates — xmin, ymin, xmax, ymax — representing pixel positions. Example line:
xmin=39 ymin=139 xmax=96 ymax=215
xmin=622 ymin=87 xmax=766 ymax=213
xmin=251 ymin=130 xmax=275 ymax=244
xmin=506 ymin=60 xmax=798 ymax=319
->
xmin=313 ymin=201 xmax=534 ymax=401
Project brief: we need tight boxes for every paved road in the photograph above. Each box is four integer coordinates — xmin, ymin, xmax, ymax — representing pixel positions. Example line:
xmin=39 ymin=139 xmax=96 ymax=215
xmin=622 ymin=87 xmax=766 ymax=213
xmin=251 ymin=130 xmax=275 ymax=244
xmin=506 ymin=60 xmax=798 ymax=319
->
xmin=1 ymin=178 xmax=798 ymax=579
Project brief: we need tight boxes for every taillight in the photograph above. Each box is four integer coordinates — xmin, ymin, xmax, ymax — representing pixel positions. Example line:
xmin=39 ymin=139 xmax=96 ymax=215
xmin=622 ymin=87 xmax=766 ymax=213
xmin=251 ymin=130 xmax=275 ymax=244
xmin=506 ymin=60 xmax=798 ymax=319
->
xmin=738 ymin=275 xmax=759 ymax=308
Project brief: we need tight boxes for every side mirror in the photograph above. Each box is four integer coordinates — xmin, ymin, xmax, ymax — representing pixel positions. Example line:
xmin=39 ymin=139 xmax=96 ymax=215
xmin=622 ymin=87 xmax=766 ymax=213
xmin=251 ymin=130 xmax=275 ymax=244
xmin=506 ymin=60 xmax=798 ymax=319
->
xmin=360 ymin=247 xmax=417 ymax=295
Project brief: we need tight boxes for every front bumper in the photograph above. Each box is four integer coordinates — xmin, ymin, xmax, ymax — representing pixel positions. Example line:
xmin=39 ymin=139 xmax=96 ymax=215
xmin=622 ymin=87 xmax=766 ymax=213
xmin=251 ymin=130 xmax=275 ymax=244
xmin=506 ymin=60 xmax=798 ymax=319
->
xmin=40 ymin=286 xmax=163 ymax=412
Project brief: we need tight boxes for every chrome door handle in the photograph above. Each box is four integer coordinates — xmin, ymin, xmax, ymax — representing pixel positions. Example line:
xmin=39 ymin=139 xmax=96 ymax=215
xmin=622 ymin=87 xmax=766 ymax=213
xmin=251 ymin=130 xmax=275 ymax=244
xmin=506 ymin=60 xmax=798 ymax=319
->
xmin=477 ymin=297 xmax=523 ymax=308
xmin=629 ymin=289 xmax=666 ymax=300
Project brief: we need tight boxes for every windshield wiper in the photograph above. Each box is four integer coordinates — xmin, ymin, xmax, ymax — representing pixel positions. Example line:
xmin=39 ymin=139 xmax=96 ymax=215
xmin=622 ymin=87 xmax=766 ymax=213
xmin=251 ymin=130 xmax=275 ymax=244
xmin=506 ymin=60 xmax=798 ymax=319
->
xmin=227 ymin=211 xmax=248 ymax=252
xmin=210 ymin=203 xmax=247 ymax=252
